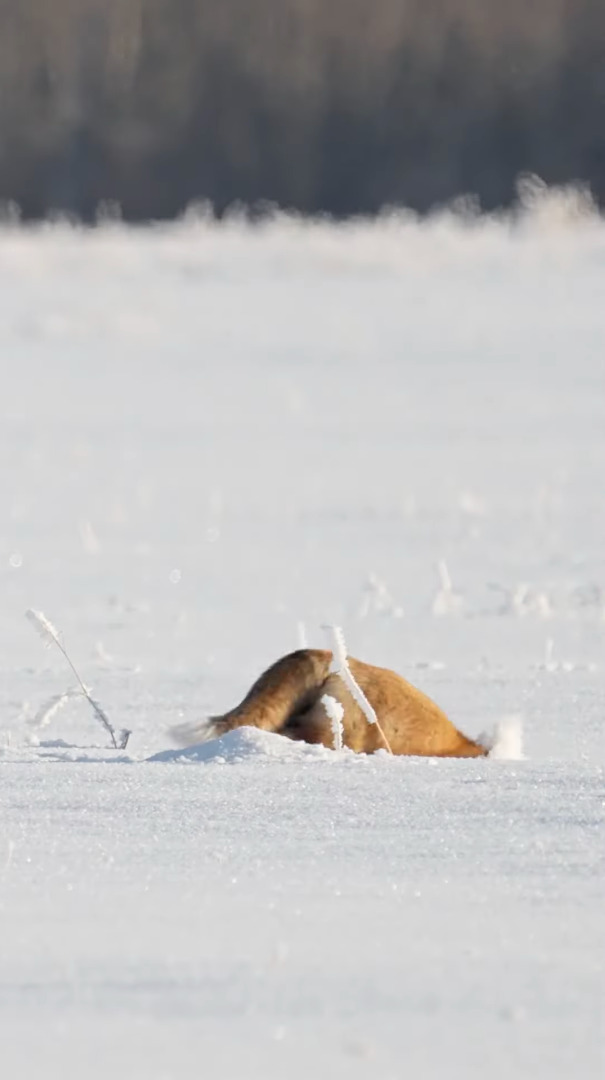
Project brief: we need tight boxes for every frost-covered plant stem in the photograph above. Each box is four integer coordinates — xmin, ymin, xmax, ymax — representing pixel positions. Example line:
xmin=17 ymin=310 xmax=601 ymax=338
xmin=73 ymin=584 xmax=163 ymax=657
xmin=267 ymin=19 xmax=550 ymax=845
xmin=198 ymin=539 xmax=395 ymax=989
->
xmin=29 ymin=688 xmax=80 ymax=732
xmin=324 ymin=624 xmax=393 ymax=754
xmin=321 ymin=693 xmax=344 ymax=751
xmin=25 ymin=609 xmax=129 ymax=749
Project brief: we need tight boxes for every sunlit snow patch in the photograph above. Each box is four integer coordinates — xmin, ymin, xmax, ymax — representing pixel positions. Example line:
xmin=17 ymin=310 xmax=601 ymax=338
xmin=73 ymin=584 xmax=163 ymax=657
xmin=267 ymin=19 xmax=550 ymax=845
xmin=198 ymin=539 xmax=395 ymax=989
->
xmin=147 ymin=726 xmax=352 ymax=764
xmin=478 ymin=715 xmax=524 ymax=760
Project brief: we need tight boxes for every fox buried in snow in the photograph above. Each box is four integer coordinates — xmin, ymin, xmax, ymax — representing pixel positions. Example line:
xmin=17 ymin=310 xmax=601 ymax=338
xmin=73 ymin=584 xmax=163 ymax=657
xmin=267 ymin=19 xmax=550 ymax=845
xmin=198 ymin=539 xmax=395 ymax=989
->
xmin=172 ymin=648 xmax=499 ymax=757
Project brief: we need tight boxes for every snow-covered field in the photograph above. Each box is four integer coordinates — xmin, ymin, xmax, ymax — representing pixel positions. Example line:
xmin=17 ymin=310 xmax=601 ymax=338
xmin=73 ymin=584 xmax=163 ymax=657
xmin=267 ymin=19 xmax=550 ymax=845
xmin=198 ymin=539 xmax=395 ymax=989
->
xmin=1 ymin=192 xmax=603 ymax=1077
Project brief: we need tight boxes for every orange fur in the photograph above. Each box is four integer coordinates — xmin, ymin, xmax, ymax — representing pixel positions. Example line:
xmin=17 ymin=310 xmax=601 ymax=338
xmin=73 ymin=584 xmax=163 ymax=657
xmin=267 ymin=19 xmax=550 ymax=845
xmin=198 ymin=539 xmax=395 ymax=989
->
xmin=178 ymin=648 xmax=486 ymax=757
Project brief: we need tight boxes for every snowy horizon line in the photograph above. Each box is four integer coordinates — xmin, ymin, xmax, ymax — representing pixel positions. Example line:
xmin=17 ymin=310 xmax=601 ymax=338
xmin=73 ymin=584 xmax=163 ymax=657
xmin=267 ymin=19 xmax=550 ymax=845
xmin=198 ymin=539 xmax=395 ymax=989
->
xmin=0 ymin=177 xmax=602 ymax=236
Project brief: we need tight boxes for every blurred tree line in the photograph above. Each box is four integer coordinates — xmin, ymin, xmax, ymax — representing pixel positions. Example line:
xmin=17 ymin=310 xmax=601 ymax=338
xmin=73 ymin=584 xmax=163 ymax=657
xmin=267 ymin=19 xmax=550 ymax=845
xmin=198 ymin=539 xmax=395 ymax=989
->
xmin=0 ymin=0 xmax=603 ymax=219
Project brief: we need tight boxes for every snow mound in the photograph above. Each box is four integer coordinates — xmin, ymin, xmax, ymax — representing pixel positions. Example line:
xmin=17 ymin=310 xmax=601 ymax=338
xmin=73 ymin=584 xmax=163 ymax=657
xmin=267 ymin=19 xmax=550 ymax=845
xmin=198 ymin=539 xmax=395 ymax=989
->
xmin=479 ymin=715 xmax=524 ymax=760
xmin=147 ymin=726 xmax=350 ymax=765
xmin=151 ymin=720 xmax=525 ymax=765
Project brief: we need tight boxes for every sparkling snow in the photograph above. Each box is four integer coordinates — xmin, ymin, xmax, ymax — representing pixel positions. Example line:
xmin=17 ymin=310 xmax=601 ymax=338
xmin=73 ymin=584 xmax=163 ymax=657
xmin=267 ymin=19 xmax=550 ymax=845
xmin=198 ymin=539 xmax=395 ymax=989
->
xmin=0 ymin=194 xmax=603 ymax=1077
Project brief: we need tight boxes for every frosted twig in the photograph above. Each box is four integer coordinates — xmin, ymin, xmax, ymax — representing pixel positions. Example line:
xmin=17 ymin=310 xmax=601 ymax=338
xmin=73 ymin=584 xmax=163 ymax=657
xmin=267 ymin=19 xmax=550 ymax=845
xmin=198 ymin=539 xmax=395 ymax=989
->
xmin=543 ymin=637 xmax=556 ymax=672
xmin=324 ymin=624 xmax=393 ymax=754
xmin=297 ymin=620 xmax=308 ymax=649
xmin=356 ymin=572 xmax=403 ymax=620
xmin=512 ymin=583 xmax=552 ymax=618
xmin=432 ymin=559 xmax=463 ymax=616
xmin=321 ymin=693 xmax=344 ymax=751
xmin=25 ymin=609 xmax=130 ymax=749
xmin=3 ymin=839 xmax=15 ymax=873
xmin=29 ymin=688 xmax=80 ymax=731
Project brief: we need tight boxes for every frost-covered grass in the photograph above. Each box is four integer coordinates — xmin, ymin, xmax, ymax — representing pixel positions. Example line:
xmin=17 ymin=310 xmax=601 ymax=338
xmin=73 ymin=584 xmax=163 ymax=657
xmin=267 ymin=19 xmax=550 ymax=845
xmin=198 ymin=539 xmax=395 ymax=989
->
xmin=0 ymin=194 xmax=603 ymax=1077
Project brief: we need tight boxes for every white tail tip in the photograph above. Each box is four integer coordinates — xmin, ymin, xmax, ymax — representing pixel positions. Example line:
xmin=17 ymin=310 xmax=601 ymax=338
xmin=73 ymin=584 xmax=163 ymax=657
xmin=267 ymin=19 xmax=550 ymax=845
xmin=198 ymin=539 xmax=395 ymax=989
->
xmin=479 ymin=715 xmax=524 ymax=760
xmin=169 ymin=717 xmax=219 ymax=748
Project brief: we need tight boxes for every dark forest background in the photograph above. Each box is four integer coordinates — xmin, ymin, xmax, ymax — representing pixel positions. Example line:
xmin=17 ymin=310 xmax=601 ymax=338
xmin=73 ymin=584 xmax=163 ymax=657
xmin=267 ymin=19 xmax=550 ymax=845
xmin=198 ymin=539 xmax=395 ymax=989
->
xmin=1 ymin=0 xmax=604 ymax=220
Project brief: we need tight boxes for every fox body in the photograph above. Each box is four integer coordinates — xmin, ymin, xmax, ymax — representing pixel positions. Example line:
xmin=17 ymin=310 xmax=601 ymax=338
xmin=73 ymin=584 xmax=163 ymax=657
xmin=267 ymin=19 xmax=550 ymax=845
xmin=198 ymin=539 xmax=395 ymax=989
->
xmin=172 ymin=648 xmax=488 ymax=757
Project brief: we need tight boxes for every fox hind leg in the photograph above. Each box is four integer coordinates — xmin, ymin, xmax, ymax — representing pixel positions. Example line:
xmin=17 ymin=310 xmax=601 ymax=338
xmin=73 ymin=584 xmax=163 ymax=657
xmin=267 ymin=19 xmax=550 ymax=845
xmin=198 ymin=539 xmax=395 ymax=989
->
xmin=170 ymin=649 xmax=332 ymax=747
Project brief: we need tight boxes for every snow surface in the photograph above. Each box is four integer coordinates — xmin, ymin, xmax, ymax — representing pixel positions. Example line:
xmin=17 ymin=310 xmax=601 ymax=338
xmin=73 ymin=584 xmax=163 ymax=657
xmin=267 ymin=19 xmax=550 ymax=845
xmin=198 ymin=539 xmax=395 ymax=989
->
xmin=0 ymin=193 xmax=604 ymax=1077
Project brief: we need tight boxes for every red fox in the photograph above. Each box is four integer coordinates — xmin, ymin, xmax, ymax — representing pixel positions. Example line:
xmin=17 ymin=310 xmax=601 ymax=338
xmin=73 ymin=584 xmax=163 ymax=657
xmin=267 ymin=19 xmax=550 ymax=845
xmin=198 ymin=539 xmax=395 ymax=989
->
xmin=171 ymin=648 xmax=503 ymax=757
